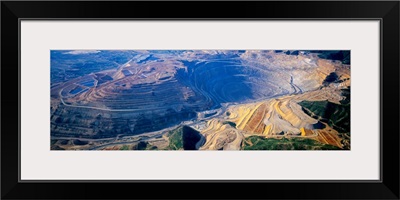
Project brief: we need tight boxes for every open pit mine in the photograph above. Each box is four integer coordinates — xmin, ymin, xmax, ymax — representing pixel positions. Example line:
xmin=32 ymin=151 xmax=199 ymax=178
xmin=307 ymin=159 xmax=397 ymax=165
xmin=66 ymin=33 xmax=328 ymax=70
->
xmin=50 ymin=50 xmax=350 ymax=150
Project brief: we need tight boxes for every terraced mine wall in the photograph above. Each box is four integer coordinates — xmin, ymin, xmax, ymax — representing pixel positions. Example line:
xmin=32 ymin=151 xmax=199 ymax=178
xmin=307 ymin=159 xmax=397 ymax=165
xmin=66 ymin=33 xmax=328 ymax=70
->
xmin=51 ymin=105 xmax=197 ymax=139
xmin=177 ymin=60 xmax=286 ymax=108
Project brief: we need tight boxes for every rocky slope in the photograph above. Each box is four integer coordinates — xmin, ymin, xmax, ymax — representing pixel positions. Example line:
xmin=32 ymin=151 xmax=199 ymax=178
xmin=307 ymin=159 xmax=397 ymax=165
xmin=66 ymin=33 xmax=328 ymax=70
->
xmin=50 ymin=50 xmax=350 ymax=150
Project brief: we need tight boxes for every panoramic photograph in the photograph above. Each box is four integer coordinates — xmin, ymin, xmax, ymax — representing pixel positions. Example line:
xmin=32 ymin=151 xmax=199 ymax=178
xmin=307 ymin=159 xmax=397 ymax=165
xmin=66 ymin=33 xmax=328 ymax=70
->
xmin=50 ymin=50 xmax=350 ymax=150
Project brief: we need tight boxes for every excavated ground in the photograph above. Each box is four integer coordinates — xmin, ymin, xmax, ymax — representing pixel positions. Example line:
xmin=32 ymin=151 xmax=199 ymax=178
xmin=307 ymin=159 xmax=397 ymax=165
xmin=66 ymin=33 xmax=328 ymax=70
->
xmin=50 ymin=50 xmax=350 ymax=150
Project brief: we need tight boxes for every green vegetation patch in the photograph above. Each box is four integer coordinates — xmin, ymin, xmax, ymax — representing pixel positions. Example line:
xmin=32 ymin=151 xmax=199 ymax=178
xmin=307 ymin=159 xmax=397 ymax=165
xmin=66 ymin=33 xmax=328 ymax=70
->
xmin=120 ymin=145 xmax=130 ymax=150
xmin=167 ymin=127 xmax=184 ymax=150
xmin=242 ymin=136 xmax=341 ymax=150
xmin=222 ymin=121 xmax=237 ymax=128
xmin=166 ymin=126 xmax=202 ymax=150
xmin=299 ymin=100 xmax=350 ymax=133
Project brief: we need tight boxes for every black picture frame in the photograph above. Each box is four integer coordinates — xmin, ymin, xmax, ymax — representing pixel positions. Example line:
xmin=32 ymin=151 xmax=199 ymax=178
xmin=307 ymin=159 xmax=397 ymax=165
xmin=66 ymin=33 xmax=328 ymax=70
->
xmin=1 ymin=1 xmax=399 ymax=199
